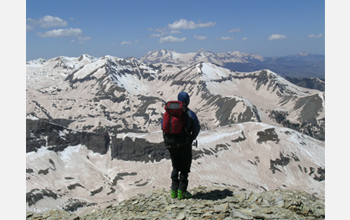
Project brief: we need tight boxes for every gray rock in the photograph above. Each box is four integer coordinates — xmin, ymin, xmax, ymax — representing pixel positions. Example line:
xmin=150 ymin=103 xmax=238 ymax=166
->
xmin=214 ymin=203 xmax=229 ymax=213
xmin=176 ymin=212 xmax=186 ymax=220
xmin=26 ymin=186 xmax=325 ymax=220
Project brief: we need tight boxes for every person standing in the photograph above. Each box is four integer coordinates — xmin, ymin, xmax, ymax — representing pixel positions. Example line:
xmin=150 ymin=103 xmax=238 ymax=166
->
xmin=161 ymin=92 xmax=200 ymax=199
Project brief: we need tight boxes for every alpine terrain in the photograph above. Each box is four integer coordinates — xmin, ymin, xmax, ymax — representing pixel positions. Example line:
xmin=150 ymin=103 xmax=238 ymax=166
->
xmin=141 ymin=49 xmax=325 ymax=79
xmin=26 ymin=52 xmax=325 ymax=217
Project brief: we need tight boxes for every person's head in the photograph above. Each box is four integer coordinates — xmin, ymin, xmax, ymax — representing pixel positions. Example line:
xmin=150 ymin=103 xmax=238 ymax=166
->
xmin=178 ymin=92 xmax=190 ymax=106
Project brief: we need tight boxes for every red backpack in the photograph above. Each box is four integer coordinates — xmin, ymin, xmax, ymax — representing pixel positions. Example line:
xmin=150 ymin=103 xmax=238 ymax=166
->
xmin=162 ymin=101 xmax=189 ymax=147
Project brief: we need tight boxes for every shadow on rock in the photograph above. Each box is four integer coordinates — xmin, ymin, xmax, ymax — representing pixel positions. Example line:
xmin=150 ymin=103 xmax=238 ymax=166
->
xmin=192 ymin=189 xmax=233 ymax=200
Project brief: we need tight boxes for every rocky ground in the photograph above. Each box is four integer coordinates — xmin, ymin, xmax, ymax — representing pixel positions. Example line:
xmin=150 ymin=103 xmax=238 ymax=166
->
xmin=26 ymin=186 xmax=325 ymax=219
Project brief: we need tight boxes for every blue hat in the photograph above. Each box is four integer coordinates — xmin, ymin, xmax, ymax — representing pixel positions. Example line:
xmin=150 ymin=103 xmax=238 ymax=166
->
xmin=178 ymin=92 xmax=190 ymax=106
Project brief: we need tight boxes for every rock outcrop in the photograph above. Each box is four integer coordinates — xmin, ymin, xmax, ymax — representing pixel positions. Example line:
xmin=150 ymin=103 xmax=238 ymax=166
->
xmin=26 ymin=186 xmax=325 ymax=219
xmin=26 ymin=118 xmax=110 ymax=154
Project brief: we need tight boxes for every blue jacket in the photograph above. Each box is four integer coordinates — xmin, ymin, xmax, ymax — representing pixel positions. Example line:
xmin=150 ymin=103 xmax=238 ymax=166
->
xmin=185 ymin=109 xmax=201 ymax=141
xmin=177 ymin=92 xmax=201 ymax=140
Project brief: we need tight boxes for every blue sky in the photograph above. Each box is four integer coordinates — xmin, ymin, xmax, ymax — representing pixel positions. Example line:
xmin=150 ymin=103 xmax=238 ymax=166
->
xmin=26 ymin=0 xmax=325 ymax=61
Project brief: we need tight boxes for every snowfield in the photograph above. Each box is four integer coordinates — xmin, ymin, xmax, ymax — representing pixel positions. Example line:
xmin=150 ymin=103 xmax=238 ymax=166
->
xmin=26 ymin=54 xmax=325 ymax=215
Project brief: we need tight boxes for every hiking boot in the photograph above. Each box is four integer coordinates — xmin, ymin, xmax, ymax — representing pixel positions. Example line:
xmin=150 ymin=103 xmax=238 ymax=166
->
xmin=177 ymin=190 xmax=192 ymax=199
xmin=171 ymin=190 xmax=177 ymax=198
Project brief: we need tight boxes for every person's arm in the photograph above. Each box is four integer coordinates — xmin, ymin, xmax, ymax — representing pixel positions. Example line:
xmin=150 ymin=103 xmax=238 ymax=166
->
xmin=188 ymin=111 xmax=200 ymax=140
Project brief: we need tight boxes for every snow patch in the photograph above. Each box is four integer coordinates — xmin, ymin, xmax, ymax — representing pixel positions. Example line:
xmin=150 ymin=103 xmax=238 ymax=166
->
xmin=26 ymin=146 xmax=50 ymax=158
xmin=199 ymin=130 xmax=242 ymax=144
xmin=59 ymin=145 xmax=84 ymax=163
xmin=201 ymin=63 xmax=228 ymax=80
xmin=26 ymin=114 xmax=39 ymax=120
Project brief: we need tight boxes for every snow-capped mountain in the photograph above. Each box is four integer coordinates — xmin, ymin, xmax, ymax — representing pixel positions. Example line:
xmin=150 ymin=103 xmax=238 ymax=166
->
xmin=141 ymin=49 xmax=265 ymax=66
xmin=26 ymin=54 xmax=325 ymax=214
xmin=27 ymin=56 xmax=324 ymax=139
xmin=141 ymin=49 xmax=325 ymax=79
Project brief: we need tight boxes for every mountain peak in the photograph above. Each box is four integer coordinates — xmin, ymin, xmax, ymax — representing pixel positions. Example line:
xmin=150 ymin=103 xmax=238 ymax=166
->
xmin=26 ymin=58 xmax=46 ymax=65
xmin=78 ymin=54 xmax=96 ymax=62
xmin=140 ymin=49 xmax=324 ymax=78
xmin=140 ymin=49 xmax=266 ymax=66
xmin=196 ymin=48 xmax=213 ymax=54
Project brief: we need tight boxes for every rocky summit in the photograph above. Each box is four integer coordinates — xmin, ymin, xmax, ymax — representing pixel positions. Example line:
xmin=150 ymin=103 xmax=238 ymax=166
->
xmin=26 ymin=186 xmax=325 ymax=220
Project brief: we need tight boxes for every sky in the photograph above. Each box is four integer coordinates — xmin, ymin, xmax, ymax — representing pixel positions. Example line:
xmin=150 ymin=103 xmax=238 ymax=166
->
xmin=26 ymin=0 xmax=325 ymax=61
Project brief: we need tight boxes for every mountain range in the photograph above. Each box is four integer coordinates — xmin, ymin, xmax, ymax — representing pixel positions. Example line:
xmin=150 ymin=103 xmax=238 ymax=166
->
xmin=26 ymin=52 xmax=325 ymax=215
xmin=141 ymin=49 xmax=325 ymax=79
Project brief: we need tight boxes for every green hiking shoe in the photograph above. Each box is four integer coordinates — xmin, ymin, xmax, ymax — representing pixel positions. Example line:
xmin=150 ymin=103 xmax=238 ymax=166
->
xmin=177 ymin=190 xmax=192 ymax=200
xmin=171 ymin=190 xmax=177 ymax=198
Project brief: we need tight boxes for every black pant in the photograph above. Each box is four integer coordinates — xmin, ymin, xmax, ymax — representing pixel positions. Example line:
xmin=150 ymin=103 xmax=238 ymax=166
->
xmin=169 ymin=144 xmax=192 ymax=192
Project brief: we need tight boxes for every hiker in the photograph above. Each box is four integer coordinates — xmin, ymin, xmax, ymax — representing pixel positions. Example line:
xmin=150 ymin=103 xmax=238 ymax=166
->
xmin=161 ymin=92 xmax=201 ymax=199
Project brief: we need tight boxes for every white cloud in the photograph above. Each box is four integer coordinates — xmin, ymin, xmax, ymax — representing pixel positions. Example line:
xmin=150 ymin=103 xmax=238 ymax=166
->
xmin=120 ymin=41 xmax=133 ymax=45
xmin=150 ymin=33 xmax=165 ymax=38
xmin=307 ymin=34 xmax=323 ymax=38
xmin=242 ymin=37 xmax=248 ymax=41
xmin=28 ymin=15 xmax=91 ymax=44
xmin=26 ymin=24 xmax=34 ymax=32
xmin=159 ymin=36 xmax=186 ymax=43
xmin=193 ymin=35 xmax=207 ymax=40
xmin=37 ymin=28 xmax=83 ymax=38
xmin=71 ymin=36 xmax=92 ymax=44
xmin=120 ymin=40 xmax=139 ymax=45
xmin=220 ymin=36 xmax=234 ymax=40
xmin=168 ymin=19 xmax=216 ymax=30
xmin=170 ymin=30 xmax=181 ymax=34
xmin=39 ymin=15 xmax=68 ymax=28
xmin=268 ymin=34 xmax=288 ymax=40
xmin=78 ymin=36 xmax=91 ymax=42
xmin=229 ymin=28 xmax=242 ymax=33
xmin=149 ymin=28 xmax=181 ymax=38
xmin=27 ymin=15 xmax=68 ymax=30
